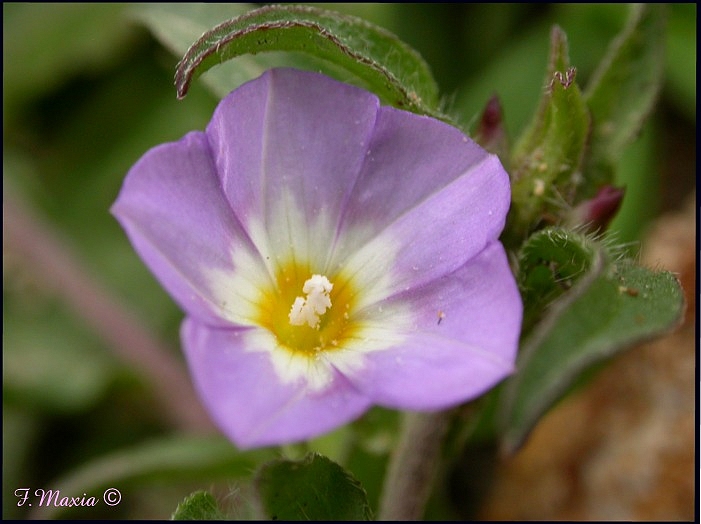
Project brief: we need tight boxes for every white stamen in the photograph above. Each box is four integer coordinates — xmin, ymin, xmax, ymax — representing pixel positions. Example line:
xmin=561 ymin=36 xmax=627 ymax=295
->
xmin=288 ymin=274 xmax=333 ymax=328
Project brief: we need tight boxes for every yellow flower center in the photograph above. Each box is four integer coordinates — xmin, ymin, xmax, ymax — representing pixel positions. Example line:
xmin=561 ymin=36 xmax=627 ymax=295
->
xmin=256 ymin=262 xmax=359 ymax=356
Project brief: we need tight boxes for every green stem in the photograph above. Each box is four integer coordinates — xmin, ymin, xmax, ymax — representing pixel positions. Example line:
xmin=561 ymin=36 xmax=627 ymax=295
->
xmin=378 ymin=410 xmax=453 ymax=520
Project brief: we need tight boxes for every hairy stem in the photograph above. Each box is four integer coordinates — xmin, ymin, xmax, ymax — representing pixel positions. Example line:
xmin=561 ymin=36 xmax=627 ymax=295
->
xmin=378 ymin=410 xmax=453 ymax=520
xmin=3 ymin=192 xmax=216 ymax=434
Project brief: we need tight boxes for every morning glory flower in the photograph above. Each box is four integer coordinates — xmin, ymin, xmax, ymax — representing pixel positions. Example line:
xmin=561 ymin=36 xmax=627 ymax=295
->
xmin=111 ymin=68 xmax=522 ymax=448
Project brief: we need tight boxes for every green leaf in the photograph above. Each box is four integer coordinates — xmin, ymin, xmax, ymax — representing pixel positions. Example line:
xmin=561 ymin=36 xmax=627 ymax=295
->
xmin=582 ymin=4 xmax=666 ymax=196
xmin=131 ymin=3 xmax=274 ymax=100
xmin=505 ymin=26 xmax=591 ymax=246
xmin=512 ymin=25 xmax=574 ymax=157
xmin=454 ymin=22 xmax=551 ymax=140
xmin=172 ymin=491 xmax=226 ymax=521
xmin=499 ymin=243 xmax=685 ymax=454
xmin=173 ymin=4 xmax=441 ymax=118
xmin=32 ymin=435 xmax=273 ymax=519
xmin=254 ymin=452 xmax=373 ymax=521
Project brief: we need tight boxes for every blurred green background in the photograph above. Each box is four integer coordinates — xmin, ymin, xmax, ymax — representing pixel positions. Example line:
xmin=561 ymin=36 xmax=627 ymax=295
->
xmin=3 ymin=3 xmax=695 ymax=519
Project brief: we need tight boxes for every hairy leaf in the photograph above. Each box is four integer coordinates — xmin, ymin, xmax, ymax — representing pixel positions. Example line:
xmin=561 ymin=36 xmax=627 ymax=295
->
xmin=500 ymin=242 xmax=684 ymax=454
xmin=517 ymin=228 xmax=597 ymax=332
xmin=172 ymin=491 xmax=226 ymax=521
xmin=505 ymin=27 xmax=590 ymax=246
xmin=254 ymin=453 xmax=372 ymax=520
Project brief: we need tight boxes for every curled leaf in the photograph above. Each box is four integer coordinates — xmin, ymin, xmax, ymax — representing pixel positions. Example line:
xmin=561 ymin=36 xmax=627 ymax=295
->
xmin=174 ymin=5 xmax=441 ymax=118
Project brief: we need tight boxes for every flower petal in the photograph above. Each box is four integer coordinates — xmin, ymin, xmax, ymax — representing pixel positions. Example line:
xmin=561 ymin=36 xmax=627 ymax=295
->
xmin=348 ymin=242 xmax=522 ymax=409
xmin=111 ymin=132 xmax=269 ymax=326
xmin=181 ymin=319 xmax=372 ymax=449
xmin=206 ymin=68 xmax=381 ymax=271
xmin=341 ymin=153 xmax=511 ymax=303
xmin=334 ymin=106 xmax=509 ymax=267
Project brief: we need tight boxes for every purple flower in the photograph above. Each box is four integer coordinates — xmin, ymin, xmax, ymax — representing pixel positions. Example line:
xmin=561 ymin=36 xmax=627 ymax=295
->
xmin=111 ymin=68 xmax=522 ymax=448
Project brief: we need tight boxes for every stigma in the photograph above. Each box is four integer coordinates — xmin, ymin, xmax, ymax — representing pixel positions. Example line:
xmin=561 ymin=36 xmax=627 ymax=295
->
xmin=288 ymin=274 xmax=334 ymax=329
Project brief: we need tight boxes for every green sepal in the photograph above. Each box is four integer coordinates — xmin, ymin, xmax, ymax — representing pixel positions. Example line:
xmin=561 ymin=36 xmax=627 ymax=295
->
xmin=505 ymin=27 xmax=591 ymax=247
xmin=516 ymin=228 xmax=597 ymax=333
xmin=173 ymin=4 xmax=442 ymax=119
xmin=511 ymin=25 xmax=574 ymax=160
xmin=254 ymin=452 xmax=373 ymax=520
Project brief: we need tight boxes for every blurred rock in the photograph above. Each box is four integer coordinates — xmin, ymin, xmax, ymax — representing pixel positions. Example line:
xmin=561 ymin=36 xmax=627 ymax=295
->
xmin=479 ymin=194 xmax=696 ymax=520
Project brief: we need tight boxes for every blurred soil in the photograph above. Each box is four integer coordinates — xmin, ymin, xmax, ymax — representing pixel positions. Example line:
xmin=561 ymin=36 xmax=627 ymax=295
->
xmin=479 ymin=194 xmax=696 ymax=520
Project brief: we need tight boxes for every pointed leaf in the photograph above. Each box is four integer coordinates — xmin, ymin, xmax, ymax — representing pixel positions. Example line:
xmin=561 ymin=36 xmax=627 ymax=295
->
xmin=506 ymin=27 xmax=591 ymax=246
xmin=173 ymin=4 xmax=441 ymax=118
xmin=254 ymin=453 xmax=373 ymax=521
xmin=172 ymin=491 xmax=226 ymax=521
xmin=131 ymin=3 xmax=299 ymax=100
xmin=512 ymin=25 xmax=573 ymax=159
xmin=500 ymin=248 xmax=685 ymax=454
xmin=582 ymin=4 xmax=666 ymax=195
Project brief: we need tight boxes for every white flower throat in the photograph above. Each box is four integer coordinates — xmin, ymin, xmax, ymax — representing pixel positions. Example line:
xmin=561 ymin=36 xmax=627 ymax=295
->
xmin=288 ymin=274 xmax=334 ymax=329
